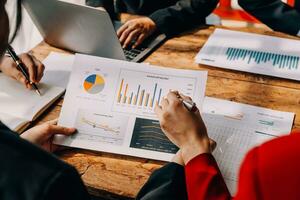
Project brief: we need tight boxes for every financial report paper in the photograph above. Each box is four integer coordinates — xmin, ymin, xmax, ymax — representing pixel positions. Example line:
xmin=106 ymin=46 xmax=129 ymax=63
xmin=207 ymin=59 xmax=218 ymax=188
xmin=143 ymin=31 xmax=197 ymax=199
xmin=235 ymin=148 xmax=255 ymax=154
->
xmin=195 ymin=29 xmax=300 ymax=81
xmin=55 ymin=54 xmax=294 ymax=195
xmin=55 ymin=54 xmax=207 ymax=161
xmin=203 ymin=97 xmax=294 ymax=195
xmin=42 ymin=52 xmax=75 ymax=88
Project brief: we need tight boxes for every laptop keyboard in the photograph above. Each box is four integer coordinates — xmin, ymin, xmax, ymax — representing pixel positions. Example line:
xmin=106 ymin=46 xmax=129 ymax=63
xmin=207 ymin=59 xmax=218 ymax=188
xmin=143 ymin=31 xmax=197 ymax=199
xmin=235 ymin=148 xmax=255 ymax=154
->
xmin=124 ymin=47 xmax=146 ymax=61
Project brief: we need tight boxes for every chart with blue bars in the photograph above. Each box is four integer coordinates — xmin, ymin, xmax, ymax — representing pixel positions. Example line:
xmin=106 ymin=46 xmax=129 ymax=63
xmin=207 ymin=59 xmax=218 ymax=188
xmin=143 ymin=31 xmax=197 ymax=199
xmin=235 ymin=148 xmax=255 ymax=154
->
xmin=113 ymin=69 xmax=196 ymax=115
xmin=226 ymin=47 xmax=299 ymax=70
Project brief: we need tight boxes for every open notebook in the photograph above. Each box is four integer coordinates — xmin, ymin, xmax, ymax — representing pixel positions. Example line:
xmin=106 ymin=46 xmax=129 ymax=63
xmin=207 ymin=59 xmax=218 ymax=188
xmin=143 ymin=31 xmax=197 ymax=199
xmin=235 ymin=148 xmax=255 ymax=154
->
xmin=0 ymin=52 xmax=74 ymax=132
xmin=0 ymin=74 xmax=65 ymax=132
xmin=0 ymin=52 xmax=74 ymax=133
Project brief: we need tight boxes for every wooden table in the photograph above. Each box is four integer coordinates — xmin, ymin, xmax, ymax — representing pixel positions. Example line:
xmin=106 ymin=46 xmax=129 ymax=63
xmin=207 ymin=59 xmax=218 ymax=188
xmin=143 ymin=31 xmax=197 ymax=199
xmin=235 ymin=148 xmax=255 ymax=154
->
xmin=30 ymin=22 xmax=300 ymax=199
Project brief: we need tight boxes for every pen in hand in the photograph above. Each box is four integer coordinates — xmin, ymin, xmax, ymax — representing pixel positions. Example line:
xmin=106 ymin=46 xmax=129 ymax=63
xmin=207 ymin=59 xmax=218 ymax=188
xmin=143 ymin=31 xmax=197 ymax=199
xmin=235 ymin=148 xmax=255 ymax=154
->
xmin=182 ymin=99 xmax=198 ymax=113
xmin=6 ymin=45 xmax=41 ymax=96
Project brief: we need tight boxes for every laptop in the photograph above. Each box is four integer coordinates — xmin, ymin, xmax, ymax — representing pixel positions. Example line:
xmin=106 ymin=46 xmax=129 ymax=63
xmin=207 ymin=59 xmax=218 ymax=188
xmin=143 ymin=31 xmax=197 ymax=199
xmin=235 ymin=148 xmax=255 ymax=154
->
xmin=22 ymin=0 xmax=166 ymax=62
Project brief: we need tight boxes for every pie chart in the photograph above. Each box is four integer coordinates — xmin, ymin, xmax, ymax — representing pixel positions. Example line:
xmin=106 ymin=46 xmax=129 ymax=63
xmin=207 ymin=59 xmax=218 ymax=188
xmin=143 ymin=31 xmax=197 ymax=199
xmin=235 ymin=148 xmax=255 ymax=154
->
xmin=83 ymin=74 xmax=105 ymax=94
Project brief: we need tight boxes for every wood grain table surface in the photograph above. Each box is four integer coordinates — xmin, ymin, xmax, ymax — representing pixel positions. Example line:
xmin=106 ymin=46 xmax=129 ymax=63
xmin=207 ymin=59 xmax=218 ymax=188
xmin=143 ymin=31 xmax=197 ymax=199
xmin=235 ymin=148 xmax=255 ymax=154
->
xmin=29 ymin=15 xmax=300 ymax=199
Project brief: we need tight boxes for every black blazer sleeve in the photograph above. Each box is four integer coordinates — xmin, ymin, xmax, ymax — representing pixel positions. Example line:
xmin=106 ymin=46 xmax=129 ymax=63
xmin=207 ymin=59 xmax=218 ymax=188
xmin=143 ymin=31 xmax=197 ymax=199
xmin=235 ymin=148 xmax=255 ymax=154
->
xmin=136 ymin=162 xmax=188 ymax=200
xmin=0 ymin=122 xmax=91 ymax=200
xmin=44 ymin=166 xmax=91 ymax=200
xmin=238 ymin=0 xmax=300 ymax=35
xmin=148 ymin=0 xmax=219 ymax=37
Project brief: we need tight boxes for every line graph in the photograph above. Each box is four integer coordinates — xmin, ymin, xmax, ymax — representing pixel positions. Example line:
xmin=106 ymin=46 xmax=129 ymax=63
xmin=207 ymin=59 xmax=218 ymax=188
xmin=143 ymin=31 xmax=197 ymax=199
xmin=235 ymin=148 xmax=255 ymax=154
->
xmin=74 ymin=109 xmax=128 ymax=145
xmin=80 ymin=117 xmax=121 ymax=134
xmin=130 ymin=118 xmax=178 ymax=153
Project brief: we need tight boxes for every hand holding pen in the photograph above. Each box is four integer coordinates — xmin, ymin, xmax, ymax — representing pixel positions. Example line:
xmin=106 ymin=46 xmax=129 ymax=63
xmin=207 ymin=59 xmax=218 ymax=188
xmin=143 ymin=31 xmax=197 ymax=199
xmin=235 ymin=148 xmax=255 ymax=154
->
xmin=155 ymin=91 xmax=216 ymax=164
xmin=172 ymin=90 xmax=199 ymax=113
xmin=2 ymin=45 xmax=45 ymax=95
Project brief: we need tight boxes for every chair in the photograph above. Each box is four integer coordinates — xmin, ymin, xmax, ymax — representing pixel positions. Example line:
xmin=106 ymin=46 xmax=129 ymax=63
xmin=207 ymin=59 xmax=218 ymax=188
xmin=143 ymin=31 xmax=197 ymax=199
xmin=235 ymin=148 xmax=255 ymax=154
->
xmin=214 ymin=0 xmax=295 ymax=23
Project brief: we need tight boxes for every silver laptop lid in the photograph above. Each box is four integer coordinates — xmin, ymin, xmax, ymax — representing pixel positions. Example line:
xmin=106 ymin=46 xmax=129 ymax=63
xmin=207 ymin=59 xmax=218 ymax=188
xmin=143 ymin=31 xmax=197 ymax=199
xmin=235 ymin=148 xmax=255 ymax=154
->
xmin=23 ymin=0 xmax=126 ymax=60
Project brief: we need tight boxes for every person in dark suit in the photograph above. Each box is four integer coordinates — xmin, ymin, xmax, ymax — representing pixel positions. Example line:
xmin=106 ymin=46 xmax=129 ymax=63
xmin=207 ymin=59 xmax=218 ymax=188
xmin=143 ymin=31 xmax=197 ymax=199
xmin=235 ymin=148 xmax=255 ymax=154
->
xmin=5 ymin=1 xmax=300 ymax=200
xmin=0 ymin=121 xmax=91 ymax=200
xmin=238 ymin=0 xmax=300 ymax=36
xmin=86 ymin=0 xmax=219 ymax=48
xmin=0 ymin=1 xmax=89 ymax=199
xmin=0 ymin=1 xmax=191 ymax=199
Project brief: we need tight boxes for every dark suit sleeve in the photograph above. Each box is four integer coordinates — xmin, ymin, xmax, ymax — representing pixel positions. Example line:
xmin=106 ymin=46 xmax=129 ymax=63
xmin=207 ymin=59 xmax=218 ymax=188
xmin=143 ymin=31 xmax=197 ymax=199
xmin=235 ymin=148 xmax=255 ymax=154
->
xmin=238 ymin=0 xmax=300 ymax=35
xmin=136 ymin=162 xmax=188 ymax=200
xmin=43 ymin=166 xmax=91 ymax=200
xmin=148 ymin=0 xmax=219 ymax=37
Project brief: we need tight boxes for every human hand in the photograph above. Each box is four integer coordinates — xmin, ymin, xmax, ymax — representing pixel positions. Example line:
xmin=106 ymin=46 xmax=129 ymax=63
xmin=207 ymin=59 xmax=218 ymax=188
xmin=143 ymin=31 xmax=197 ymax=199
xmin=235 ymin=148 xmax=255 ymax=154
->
xmin=117 ymin=17 xmax=156 ymax=49
xmin=172 ymin=141 xmax=216 ymax=166
xmin=155 ymin=91 xmax=216 ymax=164
xmin=21 ymin=119 xmax=76 ymax=152
xmin=0 ymin=53 xmax=45 ymax=89
xmin=172 ymin=150 xmax=185 ymax=166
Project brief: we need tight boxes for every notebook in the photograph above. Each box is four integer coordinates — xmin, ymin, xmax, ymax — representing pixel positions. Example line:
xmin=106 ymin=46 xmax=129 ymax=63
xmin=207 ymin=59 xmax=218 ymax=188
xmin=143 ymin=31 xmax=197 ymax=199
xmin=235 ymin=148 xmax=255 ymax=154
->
xmin=0 ymin=52 xmax=74 ymax=132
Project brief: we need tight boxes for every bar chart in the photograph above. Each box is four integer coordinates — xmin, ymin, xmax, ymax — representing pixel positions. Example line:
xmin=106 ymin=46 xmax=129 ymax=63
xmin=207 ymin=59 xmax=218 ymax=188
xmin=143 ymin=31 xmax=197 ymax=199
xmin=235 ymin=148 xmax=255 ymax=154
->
xmin=113 ymin=69 xmax=196 ymax=115
xmin=226 ymin=47 xmax=299 ymax=70
xmin=117 ymin=81 xmax=163 ymax=109
xmin=196 ymin=29 xmax=300 ymax=81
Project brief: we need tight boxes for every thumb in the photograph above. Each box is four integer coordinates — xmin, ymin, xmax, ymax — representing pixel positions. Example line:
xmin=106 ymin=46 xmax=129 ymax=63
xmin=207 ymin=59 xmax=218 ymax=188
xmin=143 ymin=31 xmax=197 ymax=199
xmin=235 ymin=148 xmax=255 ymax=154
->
xmin=47 ymin=125 xmax=76 ymax=136
xmin=46 ymin=119 xmax=76 ymax=136
xmin=46 ymin=119 xmax=59 ymax=125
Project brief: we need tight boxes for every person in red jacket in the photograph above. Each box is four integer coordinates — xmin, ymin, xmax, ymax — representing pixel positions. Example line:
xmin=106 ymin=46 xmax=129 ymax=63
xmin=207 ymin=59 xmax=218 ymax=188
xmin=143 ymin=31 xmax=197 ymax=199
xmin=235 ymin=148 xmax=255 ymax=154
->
xmin=138 ymin=91 xmax=300 ymax=200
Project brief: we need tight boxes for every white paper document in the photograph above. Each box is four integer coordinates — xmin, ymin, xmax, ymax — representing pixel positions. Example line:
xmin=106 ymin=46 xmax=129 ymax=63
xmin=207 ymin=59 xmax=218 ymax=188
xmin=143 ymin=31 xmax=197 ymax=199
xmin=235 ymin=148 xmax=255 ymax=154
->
xmin=55 ymin=54 xmax=208 ymax=161
xmin=195 ymin=29 xmax=300 ymax=81
xmin=42 ymin=52 xmax=75 ymax=88
xmin=0 ymin=74 xmax=65 ymax=120
xmin=0 ymin=73 xmax=65 ymax=134
xmin=55 ymin=54 xmax=294 ymax=194
xmin=0 ymin=52 xmax=72 ymax=132
xmin=202 ymin=97 xmax=295 ymax=195
xmin=0 ymin=113 xmax=28 ymax=131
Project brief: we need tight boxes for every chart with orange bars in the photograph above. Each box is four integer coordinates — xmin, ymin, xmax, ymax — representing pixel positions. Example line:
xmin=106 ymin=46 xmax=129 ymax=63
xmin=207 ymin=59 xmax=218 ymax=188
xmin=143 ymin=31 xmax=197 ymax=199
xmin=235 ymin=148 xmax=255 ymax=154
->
xmin=113 ymin=69 xmax=197 ymax=115
xmin=57 ymin=54 xmax=208 ymax=162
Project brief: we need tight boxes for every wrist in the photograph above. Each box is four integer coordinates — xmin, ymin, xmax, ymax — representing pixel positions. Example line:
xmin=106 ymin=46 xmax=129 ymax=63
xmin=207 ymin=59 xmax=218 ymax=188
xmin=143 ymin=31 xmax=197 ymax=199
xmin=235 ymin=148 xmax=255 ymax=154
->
xmin=146 ymin=17 xmax=157 ymax=30
xmin=172 ymin=150 xmax=184 ymax=166
xmin=180 ymin=137 xmax=211 ymax=165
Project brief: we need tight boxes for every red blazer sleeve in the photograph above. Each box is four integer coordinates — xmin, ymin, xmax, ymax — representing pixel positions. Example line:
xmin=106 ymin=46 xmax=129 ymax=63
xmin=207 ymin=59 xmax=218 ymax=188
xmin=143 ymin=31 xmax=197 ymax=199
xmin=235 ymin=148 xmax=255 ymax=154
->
xmin=185 ymin=153 xmax=231 ymax=200
xmin=235 ymin=132 xmax=300 ymax=200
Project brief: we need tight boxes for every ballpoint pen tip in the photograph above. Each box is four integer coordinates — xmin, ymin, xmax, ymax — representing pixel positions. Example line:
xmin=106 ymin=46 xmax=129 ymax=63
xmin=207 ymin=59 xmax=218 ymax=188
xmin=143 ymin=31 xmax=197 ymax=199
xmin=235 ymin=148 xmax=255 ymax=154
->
xmin=36 ymin=90 xmax=41 ymax=96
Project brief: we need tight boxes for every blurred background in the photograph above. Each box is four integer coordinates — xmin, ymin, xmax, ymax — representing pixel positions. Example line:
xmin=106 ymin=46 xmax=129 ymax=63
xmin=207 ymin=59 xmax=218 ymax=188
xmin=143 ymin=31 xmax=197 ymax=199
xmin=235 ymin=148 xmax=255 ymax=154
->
xmin=6 ymin=0 xmax=294 ymax=54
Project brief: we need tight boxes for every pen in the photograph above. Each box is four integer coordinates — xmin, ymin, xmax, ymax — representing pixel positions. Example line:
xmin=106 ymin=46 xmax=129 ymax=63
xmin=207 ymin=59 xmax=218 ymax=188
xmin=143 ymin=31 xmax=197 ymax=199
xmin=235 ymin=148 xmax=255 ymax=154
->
xmin=182 ymin=100 xmax=198 ymax=112
xmin=6 ymin=45 xmax=41 ymax=96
